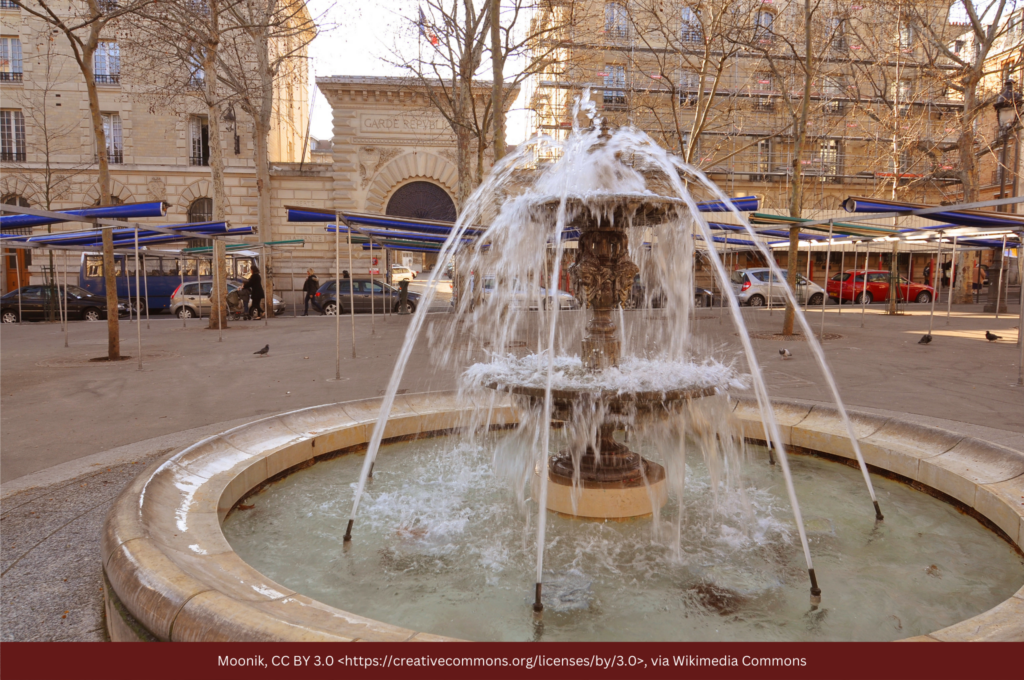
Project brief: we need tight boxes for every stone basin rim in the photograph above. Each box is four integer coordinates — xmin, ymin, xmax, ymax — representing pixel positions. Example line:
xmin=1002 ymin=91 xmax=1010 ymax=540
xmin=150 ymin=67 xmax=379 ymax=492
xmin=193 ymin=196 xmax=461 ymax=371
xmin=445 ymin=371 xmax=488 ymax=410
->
xmin=101 ymin=391 xmax=1024 ymax=643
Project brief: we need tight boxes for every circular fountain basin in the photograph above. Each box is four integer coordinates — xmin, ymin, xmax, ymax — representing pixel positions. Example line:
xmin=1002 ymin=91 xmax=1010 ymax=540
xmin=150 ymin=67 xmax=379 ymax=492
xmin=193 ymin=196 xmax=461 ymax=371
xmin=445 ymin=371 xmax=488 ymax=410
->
xmin=101 ymin=393 xmax=1024 ymax=642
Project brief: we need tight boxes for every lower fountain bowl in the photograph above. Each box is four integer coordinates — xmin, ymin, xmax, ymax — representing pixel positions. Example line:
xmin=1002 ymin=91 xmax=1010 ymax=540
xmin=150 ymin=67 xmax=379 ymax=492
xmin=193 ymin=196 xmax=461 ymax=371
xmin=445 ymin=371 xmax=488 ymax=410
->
xmin=541 ymin=458 xmax=668 ymax=519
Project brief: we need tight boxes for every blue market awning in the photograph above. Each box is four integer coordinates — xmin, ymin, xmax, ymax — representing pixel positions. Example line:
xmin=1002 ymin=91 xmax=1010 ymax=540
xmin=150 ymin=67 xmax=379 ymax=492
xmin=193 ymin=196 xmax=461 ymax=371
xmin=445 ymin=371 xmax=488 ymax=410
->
xmin=0 ymin=201 xmax=168 ymax=230
xmin=286 ymin=206 xmax=482 ymax=237
xmin=843 ymin=196 xmax=1024 ymax=229
xmin=363 ymin=243 xmax=440 ymax=253
xmin=3 ymin=221 xmax=229 ymax=246
xmin=697 ymin=196 xmax=759 ymax=213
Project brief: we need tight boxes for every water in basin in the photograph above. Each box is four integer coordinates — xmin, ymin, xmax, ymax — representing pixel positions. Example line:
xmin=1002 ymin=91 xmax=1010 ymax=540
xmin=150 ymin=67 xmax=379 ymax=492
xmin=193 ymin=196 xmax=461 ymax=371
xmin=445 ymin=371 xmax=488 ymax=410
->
xmin=222 ymin=432 xmax=1024 ymax=641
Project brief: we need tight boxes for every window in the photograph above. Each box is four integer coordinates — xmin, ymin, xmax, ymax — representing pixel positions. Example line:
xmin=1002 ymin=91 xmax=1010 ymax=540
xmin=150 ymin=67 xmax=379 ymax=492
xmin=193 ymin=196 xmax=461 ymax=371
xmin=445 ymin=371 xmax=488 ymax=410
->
xmin=188 ymin=197 xmax=213 ymax=223
xmin=94 ymin=40 xmax=120 ymax=84
xmin=681 ymin=7 xmax=702 ymax=43
xmin=0 ymin=36 xmax=22 ymax=82
xmin=189 ymin=115 xmax=209 ymax=166
xmin=829 ymin=17 xmax=845 ymax=52
xmin=898 ymin=23 xmax=913 ymax=50
xmin=101 ymin=113 xmax=123 ymax=163
xmin=755 ymin=11 xmax=774 ymax=43
xmin=85 ymin=256 xmax=122 ymax=278
xmin=0 ymin=109 xmax=25 ymax=161
xmin=604 ymin=2 xmax=628 ymax=39
xmin=892 ymin=79 xmax=913 ymax=114
xmin=822 ymin=76 xmax=843 ymax=113
xmin=756 ymin=138 xmax=772 ymax=176
xmin=679 ymin=70 xmax=699 ymax=105
xmin=819 ymin=139 xmax=840 ymax=179
xmin=890 ymin=150 xmax=912 ymax=176
xmin=187 ymin=46 xmax=205 ymax=89
xmin=753 ymin=72 xmax=773 ymax=110
xmin=603 ymin=65 xmax=626 ymax=106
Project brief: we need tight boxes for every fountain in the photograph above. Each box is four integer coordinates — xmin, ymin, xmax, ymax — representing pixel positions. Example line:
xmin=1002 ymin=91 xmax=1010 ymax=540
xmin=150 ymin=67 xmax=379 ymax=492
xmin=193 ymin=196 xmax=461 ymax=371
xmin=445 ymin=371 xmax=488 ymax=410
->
xmin=99 ymin=92 xmax=1024 ymax=643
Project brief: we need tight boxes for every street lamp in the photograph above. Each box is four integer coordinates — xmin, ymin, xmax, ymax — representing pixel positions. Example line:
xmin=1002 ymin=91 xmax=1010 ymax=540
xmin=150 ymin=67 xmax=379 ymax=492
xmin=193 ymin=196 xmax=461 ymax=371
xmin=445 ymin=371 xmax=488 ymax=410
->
xmin=993 ymin=80 xmax=1023 ymax=213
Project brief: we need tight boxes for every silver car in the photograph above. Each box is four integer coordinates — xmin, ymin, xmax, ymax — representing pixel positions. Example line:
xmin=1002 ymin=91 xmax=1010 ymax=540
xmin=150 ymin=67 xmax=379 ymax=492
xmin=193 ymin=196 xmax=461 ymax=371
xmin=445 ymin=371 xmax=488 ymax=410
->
xmin=729 ymin=268 xmax=826 ymax=307
xmin=171 ymin=281 xmax=285 ymax=318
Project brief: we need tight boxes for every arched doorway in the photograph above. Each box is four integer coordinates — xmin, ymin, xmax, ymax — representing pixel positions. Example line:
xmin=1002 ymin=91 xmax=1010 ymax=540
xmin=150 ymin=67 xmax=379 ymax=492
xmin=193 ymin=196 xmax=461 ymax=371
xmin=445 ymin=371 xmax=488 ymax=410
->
xmin=2 ymin=195 xmax=31 ymax=293
xmin=187 ymin=197 xmax=213 ymax=248
xmin=385 ymin=181 xmax=456 ymax=221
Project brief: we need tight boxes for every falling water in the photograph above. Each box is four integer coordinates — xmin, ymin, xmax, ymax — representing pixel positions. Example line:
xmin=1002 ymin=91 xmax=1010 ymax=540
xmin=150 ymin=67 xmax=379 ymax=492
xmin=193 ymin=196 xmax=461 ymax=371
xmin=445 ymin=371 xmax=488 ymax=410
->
xmin=343 ymin=90 xmax=882 ymax=608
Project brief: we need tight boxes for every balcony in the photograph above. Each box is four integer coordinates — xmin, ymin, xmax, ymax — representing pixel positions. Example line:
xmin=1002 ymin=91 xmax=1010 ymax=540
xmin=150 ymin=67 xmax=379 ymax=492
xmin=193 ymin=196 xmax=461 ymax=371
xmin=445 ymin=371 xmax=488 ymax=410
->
xmin=107 ymin=150 xmax=123 ymax=164
xmin=189 ymin=155 xmax=209 ymax=167
xmin=603 ymin=26 xmax=629 ymax=41
xmin=823 ymin=100 xmax=845 ymax=115
xmin=0 ymin=71 xmax=22 ymax=82
xmin=1 ymin=150 xmax=26 ymax=161
xmin=95 ymin=73 xmax=120 ymax=85
xmin=753 ymin=97 xmax=774 ymax=111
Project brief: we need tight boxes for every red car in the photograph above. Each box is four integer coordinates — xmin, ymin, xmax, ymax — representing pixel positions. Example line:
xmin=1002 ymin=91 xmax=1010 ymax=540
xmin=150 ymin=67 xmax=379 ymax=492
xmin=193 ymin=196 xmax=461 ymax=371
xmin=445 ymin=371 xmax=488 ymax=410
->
xmin=827 ymin=269 xmax=935 ymax=305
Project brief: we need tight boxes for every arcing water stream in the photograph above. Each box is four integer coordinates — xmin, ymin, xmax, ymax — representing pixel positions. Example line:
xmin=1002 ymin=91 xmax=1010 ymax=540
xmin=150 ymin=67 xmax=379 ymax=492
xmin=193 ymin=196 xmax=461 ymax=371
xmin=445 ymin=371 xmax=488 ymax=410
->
xmin=343 ymin=90 xmax=884 ymax=610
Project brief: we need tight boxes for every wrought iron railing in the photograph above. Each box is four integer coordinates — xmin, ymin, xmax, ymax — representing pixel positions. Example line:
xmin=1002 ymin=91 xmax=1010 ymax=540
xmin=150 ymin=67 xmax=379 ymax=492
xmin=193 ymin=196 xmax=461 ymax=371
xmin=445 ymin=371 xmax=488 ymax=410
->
xmin=1 ymin=151 xmax=26 ymax=161
xmin=0 ymin=71 xmax=22 ymax=82
xmin=95 ymin=73 xmax=120 ymax=85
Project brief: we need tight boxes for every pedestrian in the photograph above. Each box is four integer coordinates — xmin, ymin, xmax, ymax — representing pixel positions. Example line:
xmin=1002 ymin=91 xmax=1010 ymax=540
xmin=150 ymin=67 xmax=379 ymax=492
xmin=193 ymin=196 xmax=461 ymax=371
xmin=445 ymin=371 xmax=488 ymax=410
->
xmin=923 ymin=260 xmax=932 ymax=287
xmin=302 ymin=268 xmax=319 ymax=316
xmin=244 ymin=265 xmax=265 ymax=320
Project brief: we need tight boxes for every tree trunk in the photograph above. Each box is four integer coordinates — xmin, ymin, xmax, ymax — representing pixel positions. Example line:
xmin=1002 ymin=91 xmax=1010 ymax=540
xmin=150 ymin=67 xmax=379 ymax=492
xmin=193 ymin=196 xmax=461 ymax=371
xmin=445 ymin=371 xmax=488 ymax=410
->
xmin=782 ymin=0 xmax=814 ymax=337
xmin=83 ymin=31 xmax=120 ymax=358
xmin=254 ymin=31 xmax=275 ymax=316
xmin=101 ymin=226 xmax=120 ymax=360
xmin=206 ymin=11 xmax=228 ymax=330
xmin=489 ymin=0 xmax=505 ymax=161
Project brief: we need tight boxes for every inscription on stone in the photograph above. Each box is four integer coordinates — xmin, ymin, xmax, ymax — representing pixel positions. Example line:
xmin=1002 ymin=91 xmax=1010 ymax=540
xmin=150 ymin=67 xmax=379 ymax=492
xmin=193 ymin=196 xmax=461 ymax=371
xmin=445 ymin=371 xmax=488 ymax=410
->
xmin=359 ymin=113 xmax=450 ymax=135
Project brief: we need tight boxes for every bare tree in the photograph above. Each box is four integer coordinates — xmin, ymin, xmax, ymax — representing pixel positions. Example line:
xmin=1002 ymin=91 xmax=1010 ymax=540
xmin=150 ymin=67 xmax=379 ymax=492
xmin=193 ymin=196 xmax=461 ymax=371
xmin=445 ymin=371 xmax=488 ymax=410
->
xmin=20 ymin=0 xmax=157 ymax=359
xmin=217 ymin=0 xmax=318 ymax=315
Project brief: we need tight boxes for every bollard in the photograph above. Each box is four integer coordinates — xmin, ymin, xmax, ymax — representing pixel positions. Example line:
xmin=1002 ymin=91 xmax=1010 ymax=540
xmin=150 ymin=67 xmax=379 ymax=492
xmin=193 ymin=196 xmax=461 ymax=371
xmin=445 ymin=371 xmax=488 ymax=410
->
xmin=398 ymin=279 xmax=410 ymax=315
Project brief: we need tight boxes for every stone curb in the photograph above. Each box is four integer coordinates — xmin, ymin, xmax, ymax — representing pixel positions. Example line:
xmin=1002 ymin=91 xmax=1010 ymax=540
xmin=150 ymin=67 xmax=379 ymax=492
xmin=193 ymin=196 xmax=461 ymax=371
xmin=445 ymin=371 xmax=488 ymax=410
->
xmin=101 ymin=392 xmax=1024 ymax=642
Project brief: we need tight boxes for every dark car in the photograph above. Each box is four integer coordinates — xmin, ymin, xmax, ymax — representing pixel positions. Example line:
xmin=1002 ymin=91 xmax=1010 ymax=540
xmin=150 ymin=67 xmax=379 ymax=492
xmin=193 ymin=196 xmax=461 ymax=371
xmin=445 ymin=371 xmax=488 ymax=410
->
xmin=311 ymin=278 xmax=421 ymax=315
xmin=626 ymin=275 xmax=712 ymax=309
xmin=1 ymin=284 xmax=128 ymax=323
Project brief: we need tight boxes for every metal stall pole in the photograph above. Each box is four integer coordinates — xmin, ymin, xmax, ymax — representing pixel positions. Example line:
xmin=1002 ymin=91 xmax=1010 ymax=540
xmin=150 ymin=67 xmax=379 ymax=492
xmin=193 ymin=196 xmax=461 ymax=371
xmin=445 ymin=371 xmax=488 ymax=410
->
xmin=180 ymin=262 xmax=186 ymax=328
xmin=347 ymin=221 xmax=356 ymax=359
xmin=134 ymin=228 xmax=143 ymax=371
xmin=195 ymin=252 xmax=201 ymax=320
xmin=15 ymin=248 xmax=23 ymax=323
xmin=215 ymin=243 xmax=223 ymax=343
xmin=55 ymin=250 xmax=65 ymax=334
xmin=995 ymin=234 xmax=1008 ymax=319
xmin=820 ymin=221 xmax=833 ymax=339
xmin=805 ymin=241 xmax=812 ymax=311
xmin=62 ymin=249 xmax=69 ymax=347
xmin=860 ymin=243 xmax=868 ymax=328
xmin=837 ymin=243 xmax=845 ymax=316
xmin=1017 ymin=231 xmax=1023 ymax=386
xmin=261 ymin=245 xmax=268 ymax=327
xmin=927 ymin=235 xmax=942 ymax=339
xmin=768 ymin=246 xmax=774 ymax=315
xmin=142 ymin=253 xmax=150 ymax=329
xmin=946 ymin=236 xmax=958 ymax=325
xmin=368 ymin=240 xmax=375 ymax=335
xmin=291 ymin=248 xmax=296 ymax=318
xmin=850 ymin=240 xmax=859 ymax=319
xmin=335 ymin=215 xmax=341 ymax=380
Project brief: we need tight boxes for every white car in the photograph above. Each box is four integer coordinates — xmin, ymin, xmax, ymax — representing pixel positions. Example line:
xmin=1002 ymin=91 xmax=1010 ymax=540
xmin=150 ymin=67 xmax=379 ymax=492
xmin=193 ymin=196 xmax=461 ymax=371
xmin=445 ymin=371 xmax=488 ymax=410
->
xmin=391 ymin=266 xmax=417 ymax=283
xmin=481 ymin=276 xmax=578 ymax=310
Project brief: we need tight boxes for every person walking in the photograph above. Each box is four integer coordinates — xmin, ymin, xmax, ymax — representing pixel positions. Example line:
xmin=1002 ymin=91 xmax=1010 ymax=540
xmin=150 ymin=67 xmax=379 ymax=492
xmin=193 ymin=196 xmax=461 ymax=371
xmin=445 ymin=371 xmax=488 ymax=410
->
xmin=244 ymin=265 xmax=265 ymax=320
xmin=302 ymin=269 xmax=319 ymax=316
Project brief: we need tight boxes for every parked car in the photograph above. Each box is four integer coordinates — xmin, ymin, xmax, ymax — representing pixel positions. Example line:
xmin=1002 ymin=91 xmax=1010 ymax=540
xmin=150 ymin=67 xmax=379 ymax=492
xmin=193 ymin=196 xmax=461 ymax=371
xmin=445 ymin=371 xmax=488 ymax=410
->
xmin=481 ymin=276 xmax=578 ymax=310
xmin=730 ymin=268 xmax=827 ymax=307
xmin=827 ymin=269 xmax=934 ymax=305
xmin=626 ymin=275 xmax=713 ymax=308
xmin=1 ymin=284 xmax=128 ymax=323
xmin=390 ymin=265 xmax=417 ymax=283
xmin=312 ymin=278 xmax=421 ymax=315
xmin=170 ymin=281 xmax=285 ymax=319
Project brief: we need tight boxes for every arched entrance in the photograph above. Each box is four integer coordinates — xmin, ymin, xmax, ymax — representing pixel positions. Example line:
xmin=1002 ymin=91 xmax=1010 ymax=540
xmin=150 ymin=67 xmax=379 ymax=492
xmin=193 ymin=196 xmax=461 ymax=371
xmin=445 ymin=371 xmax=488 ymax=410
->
xmin=385 ymin=181 xmax=457 ymax=222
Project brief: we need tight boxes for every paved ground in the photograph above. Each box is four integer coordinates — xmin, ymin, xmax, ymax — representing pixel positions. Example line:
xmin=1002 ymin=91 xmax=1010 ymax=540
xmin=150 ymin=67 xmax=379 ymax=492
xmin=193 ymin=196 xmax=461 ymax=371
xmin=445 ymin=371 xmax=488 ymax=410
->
xmin=1 ymin=301 xmax=1022 ymax=641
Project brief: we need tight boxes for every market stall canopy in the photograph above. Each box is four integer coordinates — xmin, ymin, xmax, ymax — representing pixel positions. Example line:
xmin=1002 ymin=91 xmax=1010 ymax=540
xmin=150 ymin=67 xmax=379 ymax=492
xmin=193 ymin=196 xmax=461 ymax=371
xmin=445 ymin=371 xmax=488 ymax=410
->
xmin=0 ymin=201 xmax=167 ymax=230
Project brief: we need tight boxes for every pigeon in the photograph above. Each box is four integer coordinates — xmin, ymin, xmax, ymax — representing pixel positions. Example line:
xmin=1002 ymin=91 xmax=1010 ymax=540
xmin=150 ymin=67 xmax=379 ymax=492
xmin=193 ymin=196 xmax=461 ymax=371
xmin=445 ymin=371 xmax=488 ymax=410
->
xmin=779 ymin=348 xmax=792 ymax=359
xmin=985 ymin=331 xmax=1002 ymax=342
xmin=254 ymin=344 xmax=270 ymax=357
xmin=918 ymin=334 xmax=932 ymax=345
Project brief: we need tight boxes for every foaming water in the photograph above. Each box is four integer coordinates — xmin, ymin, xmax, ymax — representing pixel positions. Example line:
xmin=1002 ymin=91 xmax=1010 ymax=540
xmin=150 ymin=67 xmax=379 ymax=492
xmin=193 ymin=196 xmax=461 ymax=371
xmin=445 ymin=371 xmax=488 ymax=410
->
xmin=223 ymin=434 xmax=1024 ymax=641
xmin=344 ymin=89 xmax=880 ymax=597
